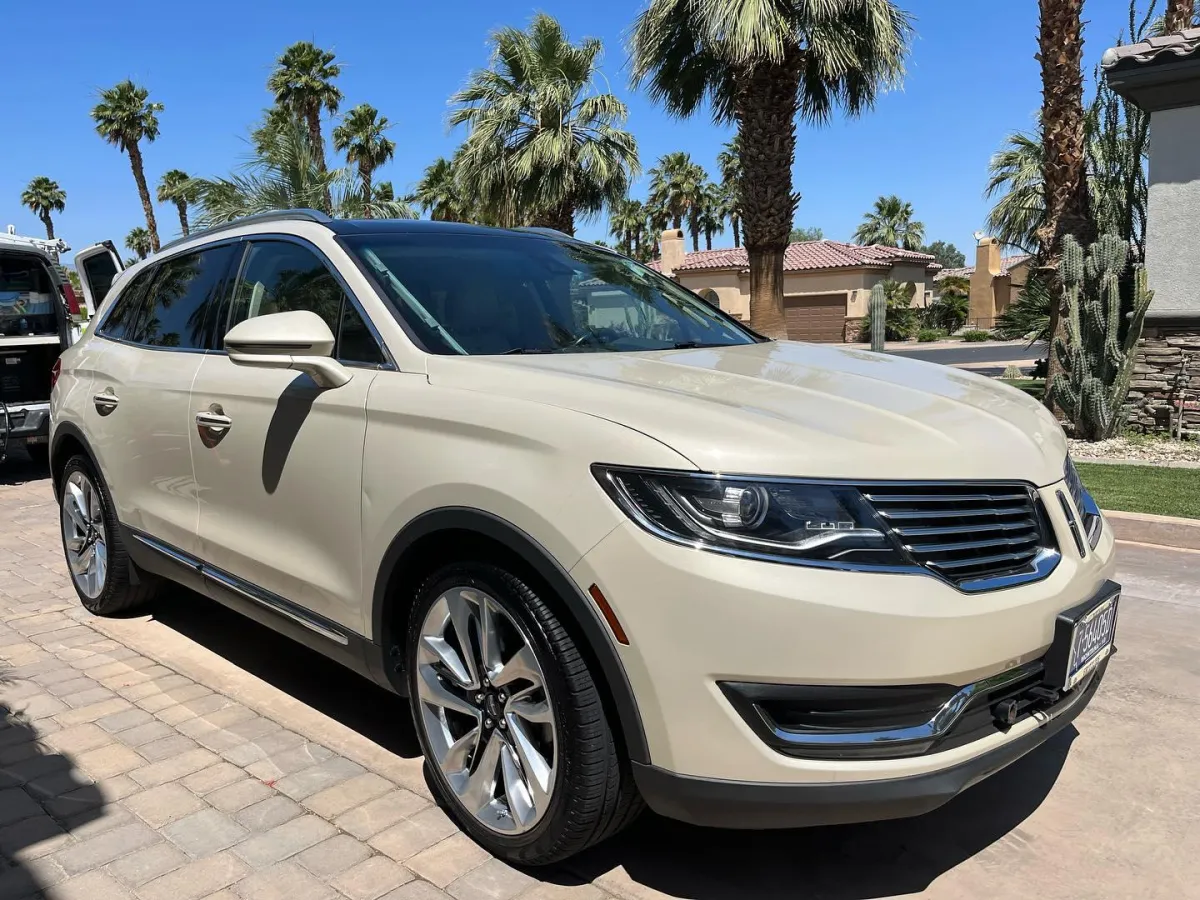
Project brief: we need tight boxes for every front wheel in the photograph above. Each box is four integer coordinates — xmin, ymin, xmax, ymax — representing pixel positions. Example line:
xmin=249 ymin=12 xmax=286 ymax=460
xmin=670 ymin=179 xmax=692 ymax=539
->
xmin=406 ymin=562 xmax=640 ymax=865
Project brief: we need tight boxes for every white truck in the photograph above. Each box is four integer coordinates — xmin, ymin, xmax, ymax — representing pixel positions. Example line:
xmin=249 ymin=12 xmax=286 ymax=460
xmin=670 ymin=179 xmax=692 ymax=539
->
xmin=0 ymin=226 xmax=122 ymax=463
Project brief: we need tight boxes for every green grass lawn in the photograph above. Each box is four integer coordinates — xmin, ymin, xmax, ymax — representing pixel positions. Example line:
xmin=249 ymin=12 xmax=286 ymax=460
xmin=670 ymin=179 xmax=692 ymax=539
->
xmin=1075 ymin=462 xmax=1200 ymax=519
xmin=1000 ymin=378 xmax=1045 ymax=401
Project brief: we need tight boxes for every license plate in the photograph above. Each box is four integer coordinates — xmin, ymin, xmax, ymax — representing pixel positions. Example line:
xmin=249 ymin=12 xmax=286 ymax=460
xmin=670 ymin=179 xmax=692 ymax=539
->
xmin=1064 ymin=593 xmax=1118 ymax=689
xmin=1045 ymin=586 xmax=1120 ymax=691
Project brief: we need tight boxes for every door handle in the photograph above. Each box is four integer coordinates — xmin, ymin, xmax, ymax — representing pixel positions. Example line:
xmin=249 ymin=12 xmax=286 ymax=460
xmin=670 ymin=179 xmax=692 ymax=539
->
xmin=195 ymin=407 xmax=232 ymax=446
xmin=93 ymin=391 xmax=119 ymax=414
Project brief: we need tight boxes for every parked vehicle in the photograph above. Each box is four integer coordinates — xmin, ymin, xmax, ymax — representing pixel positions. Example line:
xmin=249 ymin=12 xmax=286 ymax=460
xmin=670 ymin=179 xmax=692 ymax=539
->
xmin=0 ymin=228 xmax=112 ymax=463
xmin=51 ymin=210 xmax=1119 ymax=864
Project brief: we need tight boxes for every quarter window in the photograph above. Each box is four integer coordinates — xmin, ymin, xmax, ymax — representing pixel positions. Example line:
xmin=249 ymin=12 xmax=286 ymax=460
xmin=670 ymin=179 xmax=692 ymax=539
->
xmin=126 ymin=245 xmax=235 ymax=350
xmin=227 ymin=241 xmax=384 ymax=365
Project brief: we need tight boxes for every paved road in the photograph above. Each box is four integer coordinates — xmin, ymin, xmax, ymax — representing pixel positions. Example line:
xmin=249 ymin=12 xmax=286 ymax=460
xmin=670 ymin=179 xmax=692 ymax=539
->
xmin=1 ymin=455 xmax=1197 ymax=900
xmin=889 ymin=341 xmax=1046 ymax=368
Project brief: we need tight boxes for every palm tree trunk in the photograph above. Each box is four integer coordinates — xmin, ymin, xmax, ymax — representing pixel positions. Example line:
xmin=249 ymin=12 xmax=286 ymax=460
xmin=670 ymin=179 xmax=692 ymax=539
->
xmin=306 ymin=103 xmax=333 ymax=213
xmin=671 ymin=215 xmax=682 ymax=230
xmin=531 ymin=202 xmax=575 ymax=236
xmin=732 ymin=217 xmax=741 ymax=249
xmin=1166 ymin=0 xmax=1195 ymax=32
xmin=705 ymin=230 xmax=713 ymax=251
xmin=1036 ymin=0 xmax=1095 ymax=415
xmin=40 ymin=212 xmax=55 ymax=240
xmin=736 ymin=55 xmax=801 ymax=340
xmin=690 ymin=222 xmax=700 ymax=252
xmin=175 ymin=201 xmax=189 ymax=237
xmin=360 ymin=162 xmax=374 ymax=218
xmin=126 ymin=141 xmax=160 ymax=252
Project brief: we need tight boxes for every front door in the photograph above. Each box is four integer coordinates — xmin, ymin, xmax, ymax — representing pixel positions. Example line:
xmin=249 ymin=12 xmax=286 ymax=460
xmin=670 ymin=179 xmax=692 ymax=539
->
xmin=74 ymin=243 xmax=236 ymax=555
xmin=190 ymin=238 xmax=388 ymax=634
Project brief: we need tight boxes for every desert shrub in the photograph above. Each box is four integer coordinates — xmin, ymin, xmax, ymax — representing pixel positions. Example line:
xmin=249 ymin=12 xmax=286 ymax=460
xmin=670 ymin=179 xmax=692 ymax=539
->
xmin=961 ymin=329 xmax=992 ymax=342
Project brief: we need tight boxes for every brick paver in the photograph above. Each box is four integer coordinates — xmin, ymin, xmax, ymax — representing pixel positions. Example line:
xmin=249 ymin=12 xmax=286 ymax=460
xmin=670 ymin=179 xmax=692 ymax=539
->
xmin=0 ymin=465 xmax=618 ymax=900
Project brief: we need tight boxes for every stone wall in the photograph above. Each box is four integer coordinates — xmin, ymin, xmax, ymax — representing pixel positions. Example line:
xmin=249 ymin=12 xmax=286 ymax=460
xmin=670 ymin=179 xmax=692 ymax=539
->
xmin=1125 ymin=326 xmax=1200 ymax=435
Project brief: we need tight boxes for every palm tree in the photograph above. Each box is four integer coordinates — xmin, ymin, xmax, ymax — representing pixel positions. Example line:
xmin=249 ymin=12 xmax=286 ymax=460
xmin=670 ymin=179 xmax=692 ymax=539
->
xmin=1037 ymin=0 xmax=1096 ymax=411
xmin=268 ymin=41 xmax=342 ymax=209
xmin=413 ymin=157 xmax=470 ymax=222
xmin=332 ymin=104 xmax=396 ymax=214
xmin=156 ymin=169 xmax=198 ymax=237
xmin=374 ymin=181 xmax=395 ymax=202
xmin=450 ymin=13 xmax=639 ymax=235
xmin=648 ymin=152 xmax=706 ymax=233
xmin=91 ymin=80 xmax=164 ymax=252
xmin=20 ymin=176 xmax=66 ymax=240
xmin=609 ymin=198 xmax=645 ymax=255
xmin=192 ymin=118 xmax=412 ymax=226
xmin=985 ymin=128 xmax=1044 ymax=253
xmin=125 ymin=227 xmax=152 ymax=260
xmin=694 ymin=184 xmax=725 ymax=250
xmin=631 ymin=0 xmax=912 ymax=338
xmin=854 ymin=195 xmax=925 ymax=249
xmin=1165 ymin=0 xmax=1196 ymax=32
xmin=716 ymin=136 xmax=743 ymax=247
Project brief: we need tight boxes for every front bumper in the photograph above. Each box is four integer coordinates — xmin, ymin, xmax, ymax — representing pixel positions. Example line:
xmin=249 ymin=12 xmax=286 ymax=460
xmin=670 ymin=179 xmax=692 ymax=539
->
xmin=632 ymin=657 xmax=1106 ymax=828
xmin=570 ymin=480 xmax=1117 ymax=789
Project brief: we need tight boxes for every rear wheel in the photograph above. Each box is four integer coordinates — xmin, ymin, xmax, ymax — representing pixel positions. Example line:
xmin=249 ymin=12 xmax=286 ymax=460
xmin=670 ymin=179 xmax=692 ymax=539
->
xmin=407 ymin=562 xmax=640 ymax=865
xmin=59 ymin=455 xmax=159 ymax=615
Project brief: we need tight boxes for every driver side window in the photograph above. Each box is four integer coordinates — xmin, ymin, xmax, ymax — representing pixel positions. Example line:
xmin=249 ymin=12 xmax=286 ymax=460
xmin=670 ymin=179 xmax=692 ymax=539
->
xmin=227 ymin=241 xmax=385 ymax=366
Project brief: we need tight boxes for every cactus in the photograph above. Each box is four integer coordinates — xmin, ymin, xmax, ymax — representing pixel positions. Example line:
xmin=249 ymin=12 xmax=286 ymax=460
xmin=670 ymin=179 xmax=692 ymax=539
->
xmin=869 ymin=282 xmax=886 ymax=352
xmin=1049 ymin=234 xmax=1154 ymax=440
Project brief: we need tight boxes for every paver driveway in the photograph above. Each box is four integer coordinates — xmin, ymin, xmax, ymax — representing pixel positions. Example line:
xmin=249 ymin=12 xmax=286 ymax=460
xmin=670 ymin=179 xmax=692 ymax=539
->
xmin=1 ymin=453 xmax=1197 ymax=900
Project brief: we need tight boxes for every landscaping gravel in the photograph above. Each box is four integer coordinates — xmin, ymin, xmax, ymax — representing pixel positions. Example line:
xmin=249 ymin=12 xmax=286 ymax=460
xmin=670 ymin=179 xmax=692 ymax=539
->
xmin=1069 ymin=437 xmax=1200 ymax=464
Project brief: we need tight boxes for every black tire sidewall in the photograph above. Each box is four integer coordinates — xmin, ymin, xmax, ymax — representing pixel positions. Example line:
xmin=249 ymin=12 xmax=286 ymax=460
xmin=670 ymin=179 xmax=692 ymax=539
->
xmin=406 ymin=563 xmax=592 ymax=860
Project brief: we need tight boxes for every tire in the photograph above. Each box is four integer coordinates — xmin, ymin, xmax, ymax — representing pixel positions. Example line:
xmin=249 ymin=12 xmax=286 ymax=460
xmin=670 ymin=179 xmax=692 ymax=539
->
xmin=58 ymin=454 xmax=160 ymax=615
xmin=407 ymin=562 xmax=641 ymax=865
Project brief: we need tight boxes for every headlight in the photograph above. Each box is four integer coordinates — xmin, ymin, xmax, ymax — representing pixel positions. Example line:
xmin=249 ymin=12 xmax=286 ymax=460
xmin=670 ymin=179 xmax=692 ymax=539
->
xmin=1064 ymin=457 xmax=1103 ymax=549
xmin=592 ymin=466 xmax=909 ymax=568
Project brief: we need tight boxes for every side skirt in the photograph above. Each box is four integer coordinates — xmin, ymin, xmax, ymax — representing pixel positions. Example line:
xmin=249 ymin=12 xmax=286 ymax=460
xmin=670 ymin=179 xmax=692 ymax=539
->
xmin=121 ymin=526 xmax=394 ymax=692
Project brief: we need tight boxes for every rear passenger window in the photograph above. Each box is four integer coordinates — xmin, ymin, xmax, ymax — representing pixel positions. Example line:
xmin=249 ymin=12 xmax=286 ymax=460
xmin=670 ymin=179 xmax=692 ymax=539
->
xmin=126 ymin=245 xmax=234 ymax=349
xmin=227 ymin=241 xmax=384 ymax=365
xmin=97 ymin=268 xmax=157 ymax=342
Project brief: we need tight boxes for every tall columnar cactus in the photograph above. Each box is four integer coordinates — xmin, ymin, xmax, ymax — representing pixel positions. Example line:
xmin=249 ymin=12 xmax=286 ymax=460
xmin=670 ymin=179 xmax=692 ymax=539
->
xmin=869 ymin=282 xmax=886 ymax=352
xmin=1050 ymin=234 xmax=1154 ymax=440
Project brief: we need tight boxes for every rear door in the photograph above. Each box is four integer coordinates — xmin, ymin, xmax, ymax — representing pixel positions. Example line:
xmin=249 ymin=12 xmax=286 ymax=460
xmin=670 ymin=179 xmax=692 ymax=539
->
xmin=82 ymin=244 xmax=236 ymax=555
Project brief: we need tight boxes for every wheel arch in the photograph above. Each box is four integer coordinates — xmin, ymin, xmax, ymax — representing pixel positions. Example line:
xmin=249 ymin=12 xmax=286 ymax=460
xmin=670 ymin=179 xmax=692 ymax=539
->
xmin=50 ymin=421 xmax=100 ymax=497
xmin=372 ymin=507 xmax=649 ymax=764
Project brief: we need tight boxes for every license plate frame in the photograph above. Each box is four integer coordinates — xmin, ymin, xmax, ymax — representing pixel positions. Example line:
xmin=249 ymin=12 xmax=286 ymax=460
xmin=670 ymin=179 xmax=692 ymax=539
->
xmin=1044 ymin=584 xmax=1120 ymax=691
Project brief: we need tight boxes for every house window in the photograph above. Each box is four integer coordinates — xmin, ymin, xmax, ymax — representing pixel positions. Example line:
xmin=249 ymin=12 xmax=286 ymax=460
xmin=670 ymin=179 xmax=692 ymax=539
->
xmin=699 ymin=289 xmax=720 ymax=308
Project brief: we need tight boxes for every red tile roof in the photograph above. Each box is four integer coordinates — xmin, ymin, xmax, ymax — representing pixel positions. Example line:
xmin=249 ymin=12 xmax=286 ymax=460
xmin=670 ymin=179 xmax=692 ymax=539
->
xmin=936 ymin=254 xmax=1030 ymax=280
xmin=648 ymin=240 xmax=938 ymax=274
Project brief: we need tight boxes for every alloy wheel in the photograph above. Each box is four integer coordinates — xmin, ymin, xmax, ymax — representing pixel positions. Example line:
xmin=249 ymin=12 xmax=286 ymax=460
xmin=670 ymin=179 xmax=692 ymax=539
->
xmin=415 ymin=587 xmax=557 ymax=834
xmin=61 ymin=470 xmax=108 ymax=600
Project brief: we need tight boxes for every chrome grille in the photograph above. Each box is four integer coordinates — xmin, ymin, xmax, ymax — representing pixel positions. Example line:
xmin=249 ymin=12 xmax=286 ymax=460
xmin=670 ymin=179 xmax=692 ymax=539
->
xmin=861 ymin=484 xmax=1049 ymax=586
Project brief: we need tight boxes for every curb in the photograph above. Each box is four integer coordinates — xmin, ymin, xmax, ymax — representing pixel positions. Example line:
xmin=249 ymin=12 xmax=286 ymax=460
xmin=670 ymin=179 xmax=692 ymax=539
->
xmin=1104 ymin=508 xmax=1200 ymax=551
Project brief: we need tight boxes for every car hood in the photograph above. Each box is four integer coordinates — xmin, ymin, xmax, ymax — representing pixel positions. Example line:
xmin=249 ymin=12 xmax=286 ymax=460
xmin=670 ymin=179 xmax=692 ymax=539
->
xmin=425 ymin=341 xmax=1068 ymax=485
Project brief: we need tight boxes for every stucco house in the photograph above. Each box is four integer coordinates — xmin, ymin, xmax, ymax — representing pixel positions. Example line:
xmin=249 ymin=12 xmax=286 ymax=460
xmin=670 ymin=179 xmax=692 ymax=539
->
xmin=649 ymin=229 xmax=940 ymax=342
xmin=934 ymin=238 xmax=1030 ymax=329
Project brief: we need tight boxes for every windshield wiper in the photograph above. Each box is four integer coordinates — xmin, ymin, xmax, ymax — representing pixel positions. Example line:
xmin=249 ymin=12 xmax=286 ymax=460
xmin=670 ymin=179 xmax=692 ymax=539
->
xmin=503 ymin=347 xmax=556 ymax=355
xmin=670 ymin=341 xmax=726 ymax=349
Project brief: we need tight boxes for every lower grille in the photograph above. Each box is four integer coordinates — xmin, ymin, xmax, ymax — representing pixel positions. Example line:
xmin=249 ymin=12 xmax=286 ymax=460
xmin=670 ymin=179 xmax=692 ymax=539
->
xmin=861 ymin=483 xmax=1051 ymax=586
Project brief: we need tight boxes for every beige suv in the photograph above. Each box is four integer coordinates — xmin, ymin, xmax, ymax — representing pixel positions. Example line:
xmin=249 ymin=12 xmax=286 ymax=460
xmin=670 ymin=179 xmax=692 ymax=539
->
xmin=51 ymin=210 xmax=1120 ymax=864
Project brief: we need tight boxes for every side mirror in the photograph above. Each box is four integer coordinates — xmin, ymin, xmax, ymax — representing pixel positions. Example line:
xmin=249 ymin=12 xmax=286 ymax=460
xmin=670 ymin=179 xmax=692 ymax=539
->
xmin=224 ymin=310 xmax=352 ymax=389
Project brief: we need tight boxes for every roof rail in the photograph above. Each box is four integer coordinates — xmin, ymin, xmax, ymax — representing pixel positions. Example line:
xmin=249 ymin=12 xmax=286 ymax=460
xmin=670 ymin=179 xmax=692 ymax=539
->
xmin=158 ymin=209 xmax=334 ymax=254
xmin=512 ymin=226 xmax=570 ymax=238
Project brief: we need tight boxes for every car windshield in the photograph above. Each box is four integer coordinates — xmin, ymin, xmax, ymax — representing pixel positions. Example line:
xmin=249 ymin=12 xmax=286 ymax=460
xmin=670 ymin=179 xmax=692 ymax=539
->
xmin=341 ymin=232 xmax=758 ymax=355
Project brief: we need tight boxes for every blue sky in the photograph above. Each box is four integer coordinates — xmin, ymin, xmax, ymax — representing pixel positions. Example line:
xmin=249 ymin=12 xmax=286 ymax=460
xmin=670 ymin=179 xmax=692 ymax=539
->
xmin=4 ymin=0 xmax=1142 ymax=264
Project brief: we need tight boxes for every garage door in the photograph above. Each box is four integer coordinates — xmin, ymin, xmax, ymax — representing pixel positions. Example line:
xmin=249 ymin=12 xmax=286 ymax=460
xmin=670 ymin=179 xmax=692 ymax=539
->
xmin=783 ymin=294 xmax=846 ymax=342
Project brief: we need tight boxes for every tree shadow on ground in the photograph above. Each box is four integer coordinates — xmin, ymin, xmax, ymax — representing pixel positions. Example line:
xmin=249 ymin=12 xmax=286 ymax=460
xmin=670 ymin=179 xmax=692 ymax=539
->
xmin=0 ymin=667 xmax=106 ymax=896
xmin=145 ymin=586 xmax=421 ymax=758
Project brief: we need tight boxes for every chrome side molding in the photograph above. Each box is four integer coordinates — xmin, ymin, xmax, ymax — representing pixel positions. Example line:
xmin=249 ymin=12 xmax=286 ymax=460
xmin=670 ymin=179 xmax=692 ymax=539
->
xmin=130 ymin=531 xmax=351 ymax=646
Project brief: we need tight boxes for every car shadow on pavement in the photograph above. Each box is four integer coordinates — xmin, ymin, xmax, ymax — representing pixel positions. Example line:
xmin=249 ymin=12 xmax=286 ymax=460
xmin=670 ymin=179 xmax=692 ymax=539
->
xmin=1 ymin=668 xmax=106 ymax=896
xmin=146 ymin=586 xmax=423 ymax=758
xmin=556 ymin=726 xmax=1077 ymax=900
xmin=0 ymin=450 xmax=50 ymax=487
